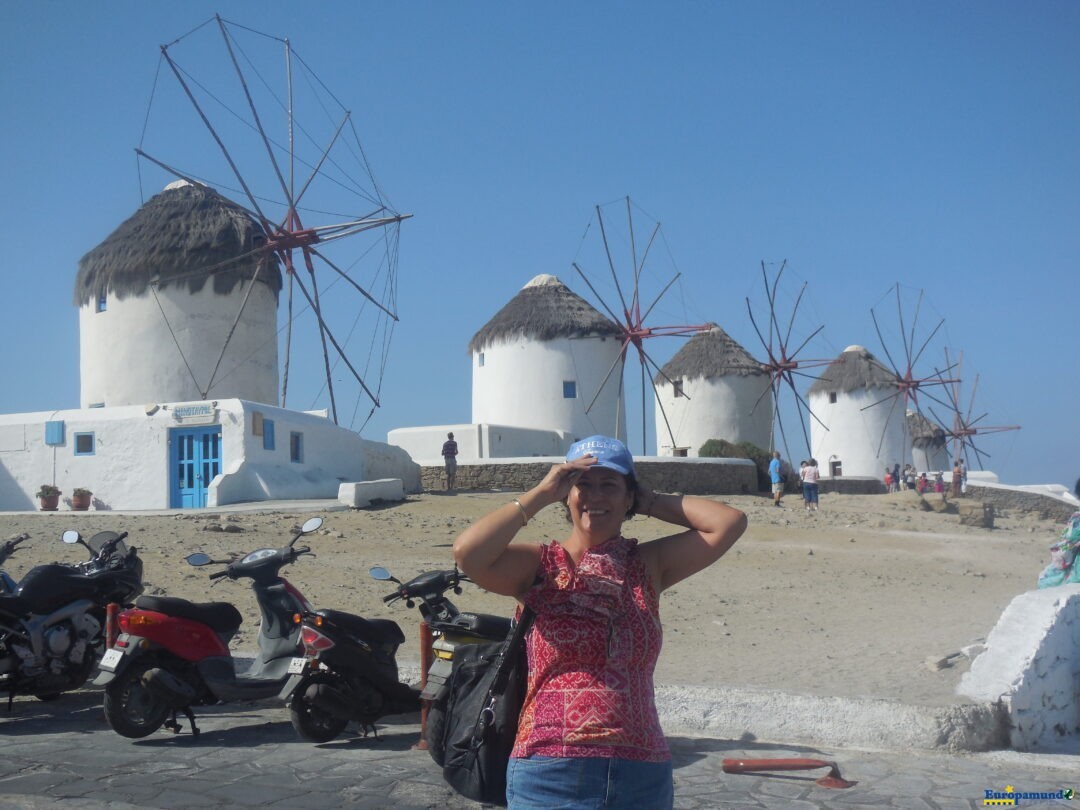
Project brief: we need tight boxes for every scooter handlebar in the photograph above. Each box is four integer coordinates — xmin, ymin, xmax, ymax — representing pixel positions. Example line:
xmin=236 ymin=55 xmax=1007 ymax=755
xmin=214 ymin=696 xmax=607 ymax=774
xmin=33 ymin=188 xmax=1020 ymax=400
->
xmin=208 ymin=569 xmax=231 ymax=580
xmin=383 ymin=589 xmax=401 ymax=603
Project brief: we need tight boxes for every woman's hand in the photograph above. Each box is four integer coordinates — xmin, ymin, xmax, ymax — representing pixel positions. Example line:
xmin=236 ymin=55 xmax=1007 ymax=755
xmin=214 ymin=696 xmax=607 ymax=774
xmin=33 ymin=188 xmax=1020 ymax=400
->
xmin=530 ymin=456 xmax=597 ymax=508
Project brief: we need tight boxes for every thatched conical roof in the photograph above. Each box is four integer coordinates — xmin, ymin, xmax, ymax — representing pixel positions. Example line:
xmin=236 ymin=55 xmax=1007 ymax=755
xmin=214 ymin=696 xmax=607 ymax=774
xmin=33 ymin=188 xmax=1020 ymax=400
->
xmin=468 ymin=274 xmax=621 ymax=354
xmin=74 ymin=182 xmax=282 ymax=307
xmin=807 ymin=344 xmax=897 ymax=396
xmin=907 ymin=410 xmax=947 ymax=449
xmin=654 ymin=324 xmax=765 ymax=382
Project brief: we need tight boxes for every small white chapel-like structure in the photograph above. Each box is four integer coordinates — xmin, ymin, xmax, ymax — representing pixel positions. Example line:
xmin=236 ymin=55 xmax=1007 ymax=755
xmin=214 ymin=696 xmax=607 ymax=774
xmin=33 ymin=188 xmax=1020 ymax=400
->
xmin=0 ymin=182 xmax=415 ymax=511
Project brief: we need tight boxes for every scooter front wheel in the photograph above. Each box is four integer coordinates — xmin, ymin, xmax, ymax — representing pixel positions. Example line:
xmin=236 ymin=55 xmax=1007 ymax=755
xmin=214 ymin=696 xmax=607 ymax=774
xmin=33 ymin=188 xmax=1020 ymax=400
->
xmin=289 ymin=674 xmax=349 ymax=743
xmin=103 ymin=660 xmax=170 ymax=738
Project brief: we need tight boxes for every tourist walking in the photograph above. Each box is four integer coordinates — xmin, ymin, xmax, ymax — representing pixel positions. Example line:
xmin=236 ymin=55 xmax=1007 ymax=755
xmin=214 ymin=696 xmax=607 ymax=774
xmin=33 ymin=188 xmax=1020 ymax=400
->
xmin=951 ymin=459 xmax=962 ymax=498
xmin=452 ymin=435 xmax=747 ymax=810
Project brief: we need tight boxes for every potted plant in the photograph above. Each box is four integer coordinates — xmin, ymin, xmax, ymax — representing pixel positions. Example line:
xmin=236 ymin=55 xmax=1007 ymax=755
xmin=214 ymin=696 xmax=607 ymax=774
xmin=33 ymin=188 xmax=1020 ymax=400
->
xmin=71 ymin=488 xmax=93 ymax=511
xmin=37 ymin=484 xmax=61 ymax=512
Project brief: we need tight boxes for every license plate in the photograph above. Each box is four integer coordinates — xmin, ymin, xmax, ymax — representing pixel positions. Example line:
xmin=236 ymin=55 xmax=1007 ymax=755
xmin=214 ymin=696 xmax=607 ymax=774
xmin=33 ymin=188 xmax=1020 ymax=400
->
xmin=287 ymin=657 xmax=308 ymax=674
xmin=99 ymin=649 xmax=123 ymax=671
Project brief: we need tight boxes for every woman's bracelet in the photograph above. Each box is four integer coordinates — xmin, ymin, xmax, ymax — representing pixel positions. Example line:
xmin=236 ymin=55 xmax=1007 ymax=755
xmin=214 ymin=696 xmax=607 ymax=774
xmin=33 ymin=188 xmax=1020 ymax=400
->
xmin=511 ymin=498 xmax=529 ymax=527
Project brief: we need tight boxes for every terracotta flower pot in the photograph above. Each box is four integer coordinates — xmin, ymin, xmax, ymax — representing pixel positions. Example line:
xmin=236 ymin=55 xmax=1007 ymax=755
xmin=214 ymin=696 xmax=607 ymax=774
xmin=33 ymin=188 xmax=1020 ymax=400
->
xmin=39 ymin=495 xmax=60 ymax=512
xmin=71 ymin=493 xmax=92 ymax=511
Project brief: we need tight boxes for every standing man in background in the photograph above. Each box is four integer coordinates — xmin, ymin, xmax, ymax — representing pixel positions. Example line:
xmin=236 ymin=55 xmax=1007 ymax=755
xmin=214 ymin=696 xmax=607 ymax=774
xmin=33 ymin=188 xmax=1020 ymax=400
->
xmin=441 ymin=432 xmax=459 ymax=491
xmin=769 ymin=450 xmax=784 ymax=507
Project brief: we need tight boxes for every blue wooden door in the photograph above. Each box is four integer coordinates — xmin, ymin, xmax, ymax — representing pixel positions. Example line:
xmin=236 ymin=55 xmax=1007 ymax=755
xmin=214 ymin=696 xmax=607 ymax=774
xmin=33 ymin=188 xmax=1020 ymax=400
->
xmin=170 ymin=427 xmax=222 ymax=508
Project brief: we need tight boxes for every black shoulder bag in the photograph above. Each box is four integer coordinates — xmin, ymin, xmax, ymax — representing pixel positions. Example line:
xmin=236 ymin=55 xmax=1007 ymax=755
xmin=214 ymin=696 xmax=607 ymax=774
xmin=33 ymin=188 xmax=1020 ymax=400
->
xmin=428 ymin=606 xmax=535 ymax=806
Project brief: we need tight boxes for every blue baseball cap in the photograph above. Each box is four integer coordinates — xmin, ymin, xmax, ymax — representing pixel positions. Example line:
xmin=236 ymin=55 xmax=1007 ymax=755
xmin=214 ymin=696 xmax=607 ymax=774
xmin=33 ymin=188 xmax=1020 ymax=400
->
xmin=566 ymin=435 xmax=635 ymax=477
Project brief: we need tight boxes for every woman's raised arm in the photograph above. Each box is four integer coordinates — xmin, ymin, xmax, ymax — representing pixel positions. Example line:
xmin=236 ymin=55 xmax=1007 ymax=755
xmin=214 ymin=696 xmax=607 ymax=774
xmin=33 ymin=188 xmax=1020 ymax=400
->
xmin=636 ymin=489 xmax=747 ymax=592
xmin=453 ymin=457 xmax=596 ymax=597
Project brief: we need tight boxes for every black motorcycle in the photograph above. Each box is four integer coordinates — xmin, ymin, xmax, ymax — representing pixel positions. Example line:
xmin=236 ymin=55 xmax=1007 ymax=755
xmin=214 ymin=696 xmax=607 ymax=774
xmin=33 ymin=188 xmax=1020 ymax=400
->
xmin=281 ymin=598 xmax=420 ymax=742
xmin=0 ymin=529 xmax=143 ymax=704
xmin=370 ymin=566 xmax=513 ymax=758
xmin=0 ymin=534 xmax=31 ymax=595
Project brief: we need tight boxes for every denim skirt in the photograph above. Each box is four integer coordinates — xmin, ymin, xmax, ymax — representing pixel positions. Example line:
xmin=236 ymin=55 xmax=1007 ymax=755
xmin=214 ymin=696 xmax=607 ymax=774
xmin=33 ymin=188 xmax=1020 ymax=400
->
xmin=506 ymin=755 xmax=674 ymax=810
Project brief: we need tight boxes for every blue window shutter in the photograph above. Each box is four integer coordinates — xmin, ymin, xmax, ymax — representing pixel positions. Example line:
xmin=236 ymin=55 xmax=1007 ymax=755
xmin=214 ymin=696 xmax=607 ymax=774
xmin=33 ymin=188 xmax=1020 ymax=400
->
xmin=263 ymin=420 xmax=275 ymax=451
xmin=45 ymin=421 xmax=65 ymax=445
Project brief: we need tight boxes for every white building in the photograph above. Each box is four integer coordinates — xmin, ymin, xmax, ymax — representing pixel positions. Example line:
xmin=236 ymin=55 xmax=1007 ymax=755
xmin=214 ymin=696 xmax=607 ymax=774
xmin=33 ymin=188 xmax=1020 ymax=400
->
xmin=75 ymin=181 xmax=280 ymax=408
xmin=0 ymin=400 xmax=417 ymax=511
xmin=0 ymin=182 xmax=416 ymax=511
xmin=653 ymin=325 xmax=773 ymax=456
xmin=808 ymin=345 xmax=907 ymax=478
xmin=470 ymin=274 xmax=626 ymax=444
xmin=389 ymin=274 xmax=627 ymax=461
xmin=907 ymin=410 xmax=951 ymax=473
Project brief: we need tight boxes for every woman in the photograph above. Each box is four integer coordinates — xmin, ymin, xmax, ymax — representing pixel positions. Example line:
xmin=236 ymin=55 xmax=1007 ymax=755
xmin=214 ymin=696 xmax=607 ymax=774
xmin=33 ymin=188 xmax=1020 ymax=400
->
xmin=453 ymin=436 xmax=747 ymax=810
xmin=803 ymin=458 xmax=820 ymax=512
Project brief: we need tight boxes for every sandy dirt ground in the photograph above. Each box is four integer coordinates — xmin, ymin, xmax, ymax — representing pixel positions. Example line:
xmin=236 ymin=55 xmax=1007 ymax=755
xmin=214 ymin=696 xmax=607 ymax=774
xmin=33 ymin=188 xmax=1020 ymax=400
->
xmin=0 ymin=489 xmax=1063 ymax=708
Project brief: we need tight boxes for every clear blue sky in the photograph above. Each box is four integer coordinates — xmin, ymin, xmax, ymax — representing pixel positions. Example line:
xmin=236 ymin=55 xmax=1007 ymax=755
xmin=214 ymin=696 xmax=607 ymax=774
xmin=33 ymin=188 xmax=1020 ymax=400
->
xmin=2 ymin=2 xmax=1077 ymax=489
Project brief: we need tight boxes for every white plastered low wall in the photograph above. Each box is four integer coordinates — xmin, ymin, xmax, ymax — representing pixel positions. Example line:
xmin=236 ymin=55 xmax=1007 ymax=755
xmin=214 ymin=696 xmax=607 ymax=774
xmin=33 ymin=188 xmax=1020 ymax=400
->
xmin=957 ymin=584 xmax=1080 ymax=750
xmin=387 ymin=423 xmax=569 ymax=463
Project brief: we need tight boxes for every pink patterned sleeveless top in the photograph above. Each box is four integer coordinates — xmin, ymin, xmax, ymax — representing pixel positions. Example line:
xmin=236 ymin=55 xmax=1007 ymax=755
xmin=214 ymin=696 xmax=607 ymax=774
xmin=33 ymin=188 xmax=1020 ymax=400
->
xmin=511 ymin=535 xmax=669 ymax=762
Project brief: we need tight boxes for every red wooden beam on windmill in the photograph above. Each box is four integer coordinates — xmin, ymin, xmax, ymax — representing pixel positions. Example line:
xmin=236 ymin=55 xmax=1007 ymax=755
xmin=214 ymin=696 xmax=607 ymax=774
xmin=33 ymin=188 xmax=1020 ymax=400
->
xmin=137 ymin=15 xmax=410 ymax=429
xmin=571 ymin=197 xmax=711 ymax=454
xmin=863 ymin=284 xmax=961 ymax=457
xmin=928 ymin=348 xmax=1021 ymax=470
xmin=745 ymin=260 xmax=834 ymax=459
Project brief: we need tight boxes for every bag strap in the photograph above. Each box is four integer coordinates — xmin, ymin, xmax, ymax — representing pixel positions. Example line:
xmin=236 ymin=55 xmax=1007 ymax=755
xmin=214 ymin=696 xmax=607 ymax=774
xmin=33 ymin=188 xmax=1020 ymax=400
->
xmin=488 ymin=605 xmax=534 ymax=698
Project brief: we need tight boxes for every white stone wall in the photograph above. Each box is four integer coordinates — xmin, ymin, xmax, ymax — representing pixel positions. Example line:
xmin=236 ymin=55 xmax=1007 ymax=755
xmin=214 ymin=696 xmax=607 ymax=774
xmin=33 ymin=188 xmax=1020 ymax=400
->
xmin=809 ymin=388 xmax=909 ymax=478
xmin=387 ymin=423 xmax=569 ymax=463
xmin=79 ymin=283 xmax=278 ymax=408
xmin=471 ymin=335 xmax=625 ymax=442
xmin=654 ymin=374 xmax=773 ymax=456
xmin=0 ymin=405 xmax=172 ymax=510
xmin=911 ymin=442 xmax=950 ymax=474
xmin=957 ymin=585 xmax=1080 ymax=750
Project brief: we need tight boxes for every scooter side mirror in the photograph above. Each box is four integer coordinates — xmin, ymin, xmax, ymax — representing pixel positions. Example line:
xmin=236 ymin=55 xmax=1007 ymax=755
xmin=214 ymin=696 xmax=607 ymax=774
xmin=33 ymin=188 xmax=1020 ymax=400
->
xmin=62 ymin=530 xmax=81 ymax=545
xmin=369 ymin=566 xmax=393 ymax=581
xmin=300 ymin=517 xmax=323 ymax=534
xmin=186 ymin=553 xmax=213 ymax=566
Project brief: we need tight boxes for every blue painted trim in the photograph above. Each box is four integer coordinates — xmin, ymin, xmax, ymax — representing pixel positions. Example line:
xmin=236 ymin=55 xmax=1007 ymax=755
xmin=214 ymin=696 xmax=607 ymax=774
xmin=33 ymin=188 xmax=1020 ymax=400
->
xmin=73 ymin=432 xmax=95 ymax=456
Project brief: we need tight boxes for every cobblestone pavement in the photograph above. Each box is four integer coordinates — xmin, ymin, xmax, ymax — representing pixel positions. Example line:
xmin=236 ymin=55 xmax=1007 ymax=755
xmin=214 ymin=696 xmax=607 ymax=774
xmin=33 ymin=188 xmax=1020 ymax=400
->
xmin=0 ymin=691 xmax=1076 ymax=809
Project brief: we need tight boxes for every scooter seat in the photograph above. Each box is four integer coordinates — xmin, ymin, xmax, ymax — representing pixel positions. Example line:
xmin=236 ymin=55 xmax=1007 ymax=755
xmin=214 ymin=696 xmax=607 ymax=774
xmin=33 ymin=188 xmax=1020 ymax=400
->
xmin=319 ymin=609 xmax=406 ymax=645
xmin=134 ymin=595 xmax=243 ymax=635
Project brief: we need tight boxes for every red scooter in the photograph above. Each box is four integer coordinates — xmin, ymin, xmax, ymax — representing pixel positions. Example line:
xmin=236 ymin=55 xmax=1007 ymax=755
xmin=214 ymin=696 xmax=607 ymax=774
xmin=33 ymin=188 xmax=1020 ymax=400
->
xmin=95 ymin=517 xmax=324 ymax=738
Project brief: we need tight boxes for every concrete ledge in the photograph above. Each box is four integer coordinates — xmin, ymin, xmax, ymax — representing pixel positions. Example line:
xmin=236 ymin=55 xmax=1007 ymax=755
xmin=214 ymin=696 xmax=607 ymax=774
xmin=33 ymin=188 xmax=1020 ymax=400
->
xmin=655 ymin=683 xmax=1008 ymax=752
xmin=958 ymin=584 xmax=1080 ymax=750
xmin=338 ymin=478 xmax=405 ymax=508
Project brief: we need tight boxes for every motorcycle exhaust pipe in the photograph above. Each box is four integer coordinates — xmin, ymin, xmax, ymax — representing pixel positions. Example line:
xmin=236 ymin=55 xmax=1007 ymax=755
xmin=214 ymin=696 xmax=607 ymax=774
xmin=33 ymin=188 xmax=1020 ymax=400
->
xmin=142 ymin=667 xmax=197 ymax=709
xmin=303 ymin=681 xmax=357 ymax=719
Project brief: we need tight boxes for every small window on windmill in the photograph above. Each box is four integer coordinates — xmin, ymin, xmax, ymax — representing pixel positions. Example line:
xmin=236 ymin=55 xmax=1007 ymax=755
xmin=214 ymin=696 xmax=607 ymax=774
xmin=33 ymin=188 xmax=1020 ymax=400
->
xmin=478 ymin=353 xmax=485 ymax=367
xmin=252 ymin=411 xmax=264 ymax=437
xmin=829 ymin=392 xmax=837 ymax=404
xmin=673 ymin=379 xmax=685 ymax=398
xmin=675 ymin=447 xmax=689 ymax=457
xmin=96 ymin=293 xmax=107 ymax=313
xmin=290 ymin=432 xmax=303 ymax=463
xmin=563 ymin=381 xmax=577 ymax=399
xmin=263 ymin=419 xmax=275 ymax=451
